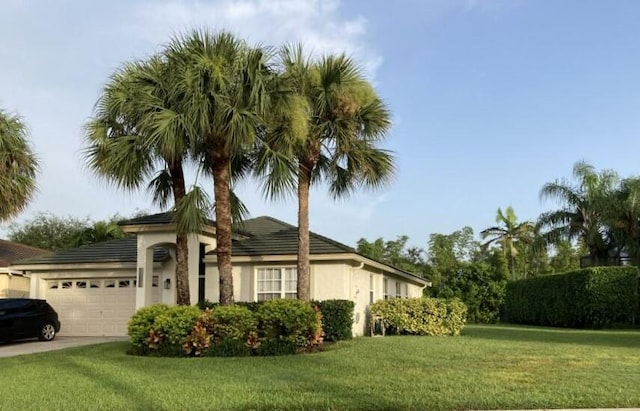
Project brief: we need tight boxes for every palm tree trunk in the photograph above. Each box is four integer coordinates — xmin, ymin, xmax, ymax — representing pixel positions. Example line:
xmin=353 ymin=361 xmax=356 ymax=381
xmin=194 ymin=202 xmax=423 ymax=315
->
xmin=212 ymin=158 xmax=234 ymax=305
xmin=297 ymin=161 xmax=312 ymax=301
xmin=170 ymin=162 xmax=190 ymax=305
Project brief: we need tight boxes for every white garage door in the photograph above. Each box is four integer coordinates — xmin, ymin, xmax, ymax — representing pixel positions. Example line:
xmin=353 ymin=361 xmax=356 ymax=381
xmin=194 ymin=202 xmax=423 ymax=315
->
xmin=45 ymin=277 xmax=160 ymax=337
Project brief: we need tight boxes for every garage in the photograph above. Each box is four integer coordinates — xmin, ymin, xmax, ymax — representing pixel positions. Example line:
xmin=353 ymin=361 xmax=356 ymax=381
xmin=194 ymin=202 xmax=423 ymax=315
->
xmin=45 ymin=277 xmax=160 ymax=337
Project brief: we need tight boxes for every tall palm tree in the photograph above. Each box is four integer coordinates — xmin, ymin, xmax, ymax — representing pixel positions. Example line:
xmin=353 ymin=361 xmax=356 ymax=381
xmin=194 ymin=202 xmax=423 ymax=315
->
xmin=84 ymin=56 xmax=206 ymax=305
xmin=538 ymin=161 xmax=618 ymax=267
xmin=481 ymin=206 xmax=535 ymax=280
xmin=255 ymin=47 xmax=395 ymax=300
xmin=0 ymin=108 xmax=39 ymax=222
xmin=163 ymin=30 xmax=275 ymax=305
xmin=603 ymin=177 xmax=640 ymax=265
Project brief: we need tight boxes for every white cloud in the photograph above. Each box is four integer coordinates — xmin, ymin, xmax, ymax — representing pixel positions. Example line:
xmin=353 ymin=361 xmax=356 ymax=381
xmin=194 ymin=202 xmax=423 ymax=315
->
xmin=127 ymin=0 xmax=381 ymax=77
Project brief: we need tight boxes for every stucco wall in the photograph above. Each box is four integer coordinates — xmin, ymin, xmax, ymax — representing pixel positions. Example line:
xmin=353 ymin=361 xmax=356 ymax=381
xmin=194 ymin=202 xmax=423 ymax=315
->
xmin=0 ymin=273 xmax=30 ymax=298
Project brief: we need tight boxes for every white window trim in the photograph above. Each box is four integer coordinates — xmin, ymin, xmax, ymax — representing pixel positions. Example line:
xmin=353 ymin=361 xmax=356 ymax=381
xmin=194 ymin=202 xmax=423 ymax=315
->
xmin=383 ymin=278 xmax=389 ymax=300
xmin=254 ymin=266 xmax=298 ymax=302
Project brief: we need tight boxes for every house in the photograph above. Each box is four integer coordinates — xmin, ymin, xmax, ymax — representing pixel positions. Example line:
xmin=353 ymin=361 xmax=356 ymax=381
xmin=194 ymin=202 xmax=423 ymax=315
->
xmin=11 ymin=213 xmax=428 ymax=337
xmin=0 ymin=239 xmax=49 ymax=298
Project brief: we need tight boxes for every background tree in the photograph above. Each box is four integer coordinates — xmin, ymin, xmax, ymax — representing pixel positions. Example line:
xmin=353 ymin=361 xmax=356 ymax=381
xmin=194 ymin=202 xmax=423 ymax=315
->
xmin=538 ymin=161 xmax=618 ymax=267
xmin=602 ymin=177 xmax=640 ymax=265
xmin=426 ymin=226 xmax=479 ymax=288
xmin=356 ymin=236 xmax=427 ymax=275
xmin=8 ymin=213 xmax=129 ymax=251
xmin=257 ymin=47 xmax=395 ymax=301
xmin=0 ymin=108 xmax=39 ymax=222
xmin=481 ymin=206 xmax=535 ymax=280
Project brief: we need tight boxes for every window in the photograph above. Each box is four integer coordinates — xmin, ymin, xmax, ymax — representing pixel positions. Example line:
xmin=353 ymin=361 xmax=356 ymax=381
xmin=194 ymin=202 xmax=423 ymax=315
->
xmin=152 ymin=276 xmax=159 ymax=287
xmin=61 ymin=281 xmax=73 ymax=289
xmin=404 ymin=283 xmax=409 ymax=299
xmin=118 ymin=280 xmax=132 ymax=288
xmin=369 ymin=274 xmax=375 ymax=304
xmin=395 ymin=282 xmax=401 ymax=299
xmin=76 ymin=281 xmax=87 ymax=289
xmin=89 ymin=280 xmax=100 ymax=289
xmin=256 ymin=267 xmax=297 ymax=301
xmin=104 ymin=280 xmax=115 ymax=288
xmin=48 ymin=281 xmax=58 ymax=289
xmin=383 ymin=278 xmax=389 ymax=300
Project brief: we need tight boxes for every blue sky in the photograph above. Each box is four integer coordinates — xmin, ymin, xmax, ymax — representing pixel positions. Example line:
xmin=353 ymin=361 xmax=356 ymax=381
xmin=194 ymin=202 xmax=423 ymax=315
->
xmin=1 ymin=0 xmax=640 ymax=249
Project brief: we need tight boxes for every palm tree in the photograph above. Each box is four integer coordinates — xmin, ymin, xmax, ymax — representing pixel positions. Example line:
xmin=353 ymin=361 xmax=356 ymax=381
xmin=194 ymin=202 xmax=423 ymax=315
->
xmin=72 ymin=220 xmax=126 ymax=248
xmin=84 ymin=56 xmax=205 ymax=305
xmin=538 ymin=161 xmax=618 ymax=267
xmin=481 ymin=206 xmax=535 ymax=280
xmin=0 ymin=108 xmax=39 ymax=222
xmin=602 ymin=177 xmax=640 ymax=265
xmin=255 ymin=47 xmax=395 ymax=300
xmin=163 ymin=30 xmax=274 ymax=305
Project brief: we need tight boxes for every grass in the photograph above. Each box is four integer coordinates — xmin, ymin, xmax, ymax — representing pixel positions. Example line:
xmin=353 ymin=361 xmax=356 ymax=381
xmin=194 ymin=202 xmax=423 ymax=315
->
xmin=1 ymin=324 xmax=639 ymax=410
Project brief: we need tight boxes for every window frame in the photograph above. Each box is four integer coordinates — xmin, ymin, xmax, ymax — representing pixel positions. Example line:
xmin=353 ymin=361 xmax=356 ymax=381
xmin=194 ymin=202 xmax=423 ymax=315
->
xmin=383 ymin=278 xmax=389 ymax=300
xmin=395 ymin=282 xmax=402 ymax=299
xmin=255 ymin=266 xmax=298 ymax=302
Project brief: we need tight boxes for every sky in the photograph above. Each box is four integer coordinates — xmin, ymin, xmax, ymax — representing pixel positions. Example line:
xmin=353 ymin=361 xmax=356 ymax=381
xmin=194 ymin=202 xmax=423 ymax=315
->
xmin=1 ymin=0 xmax=640 ymax=250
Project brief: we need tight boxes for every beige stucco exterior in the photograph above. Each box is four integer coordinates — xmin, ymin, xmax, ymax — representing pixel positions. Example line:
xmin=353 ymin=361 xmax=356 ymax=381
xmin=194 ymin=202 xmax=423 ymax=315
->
xmin=0 ymin=271 xmax=30 ymax=298
xmin=203 ymin=256 xmax=427 ymax=337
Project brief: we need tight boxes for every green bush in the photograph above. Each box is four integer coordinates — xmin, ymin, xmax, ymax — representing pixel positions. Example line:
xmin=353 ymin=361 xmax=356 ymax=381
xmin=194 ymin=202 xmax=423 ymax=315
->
xmin=505 ymin=266 xmax=639 ymax=328
xmin=150 ymin=305 xmax=202 ymax=351
xmin=436 ymin=262 xmax=506 ymax=324
xmin=314 ymin=300 xmax=355 ymax=341
xmin=207 ymin=338 xmax=252 ymax=357
xmin=256 ymin=299 xmax=320 ymax=346
xmin=235 ymin=301 xmax=263 ymax=312
xmin=369 ymin=298 xmax=467 ymax=336
xmin=208 ymin=305 xmax=257 ymax=342
xmin=128 ymin=304 xmax=170 ymax=349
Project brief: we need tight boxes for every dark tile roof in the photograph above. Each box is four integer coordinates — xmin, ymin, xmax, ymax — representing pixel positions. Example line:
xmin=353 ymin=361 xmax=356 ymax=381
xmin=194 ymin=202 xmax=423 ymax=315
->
xmin=0 ymin=240 xmax=50 ymax=267
xmin=12 ymin=236 xmax=169 ymax=266
xmin=218 ymin=216 xmax=355 ymax=256
xmin=118 ymin=212 xmax=215 ymax=227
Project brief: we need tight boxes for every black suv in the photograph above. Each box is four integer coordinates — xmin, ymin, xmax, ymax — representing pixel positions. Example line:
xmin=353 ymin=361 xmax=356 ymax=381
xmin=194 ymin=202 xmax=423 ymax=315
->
xmin=0 ymin=299 xmax=61 ymax=342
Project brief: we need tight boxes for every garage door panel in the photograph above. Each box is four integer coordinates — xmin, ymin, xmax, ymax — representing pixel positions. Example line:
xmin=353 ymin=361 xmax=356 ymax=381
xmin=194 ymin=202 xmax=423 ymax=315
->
xmin=45 ymin=277 xmax=137 ymax=337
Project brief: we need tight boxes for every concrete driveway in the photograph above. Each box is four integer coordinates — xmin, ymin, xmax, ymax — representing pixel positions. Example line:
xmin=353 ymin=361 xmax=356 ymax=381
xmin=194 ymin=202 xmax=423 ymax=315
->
xmin=0 ymin=336 xmax=126 ymax=358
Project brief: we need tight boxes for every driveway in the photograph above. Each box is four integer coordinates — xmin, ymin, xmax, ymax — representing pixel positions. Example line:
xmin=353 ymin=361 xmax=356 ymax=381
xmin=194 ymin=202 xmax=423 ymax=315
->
xmin=0 ymin=336 xmax=126 ymax=358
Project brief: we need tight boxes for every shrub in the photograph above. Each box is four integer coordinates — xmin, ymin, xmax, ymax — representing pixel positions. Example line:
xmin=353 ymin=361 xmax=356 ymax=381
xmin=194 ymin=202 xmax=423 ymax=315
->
xmin=235 ymin=301 xmax=263 ymax=312
xmin=128 ymin=304 xmax=170 ymax=349
xmin=369 ymin=298 xmax=467 ymax=336
xmin=150 ymin=305 xmax=201 ymax=352
xmin=256 ymin=339 xmax=297 ymax=356
xmin=314 ymin=299 xmax=355 ymax=341
xmin=197 ymin=299 xmax=219 ymax=311
xmin=208 ymin=305 xmax=257 ymax=342
xmin=256 ymin=299 xmax=320 ymax=346
xmin=207 ymin=338 xmax=252 ymax=357
xmin=505 ymin=266 xmax=639 ymax=328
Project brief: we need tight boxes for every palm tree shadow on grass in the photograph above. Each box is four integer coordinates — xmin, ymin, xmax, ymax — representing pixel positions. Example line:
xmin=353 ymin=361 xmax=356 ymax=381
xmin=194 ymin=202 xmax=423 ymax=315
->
xmin=463 ymin=324 xmax=640 ymax=349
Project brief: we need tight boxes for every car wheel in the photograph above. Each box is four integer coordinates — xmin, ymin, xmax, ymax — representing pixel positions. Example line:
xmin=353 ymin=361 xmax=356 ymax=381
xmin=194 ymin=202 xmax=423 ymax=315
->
xmin=38 ymin=323 xmax=56 ymax=341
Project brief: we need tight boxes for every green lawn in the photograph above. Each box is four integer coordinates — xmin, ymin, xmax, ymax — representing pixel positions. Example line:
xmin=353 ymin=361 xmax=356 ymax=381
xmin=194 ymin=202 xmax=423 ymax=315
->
xmin=2 ymin=324 xmax=639 ymax=410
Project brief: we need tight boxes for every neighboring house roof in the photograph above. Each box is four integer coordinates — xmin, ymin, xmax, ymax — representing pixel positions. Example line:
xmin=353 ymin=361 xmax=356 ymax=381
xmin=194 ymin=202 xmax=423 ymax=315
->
xmin=229 ymin=216 xmax=354 ymax=256
xmin=12 ymin=236 xmax=169 ymax=265
xmin=0 ymin=239 xmax=50 ymax=267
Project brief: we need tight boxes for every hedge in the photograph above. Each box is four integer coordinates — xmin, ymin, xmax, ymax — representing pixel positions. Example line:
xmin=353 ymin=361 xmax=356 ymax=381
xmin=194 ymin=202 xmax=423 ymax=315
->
xmin=369 ymin=298 xmax=467 ymax=336
xmin=505 ymin=266 xmax=640 ymax=328
xmin=313 ymin=299 xmax=355 ymax=341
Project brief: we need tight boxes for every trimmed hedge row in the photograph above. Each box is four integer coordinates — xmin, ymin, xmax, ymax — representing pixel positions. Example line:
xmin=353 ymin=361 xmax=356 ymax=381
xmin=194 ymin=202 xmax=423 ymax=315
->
xmin=198 ymin=298 xmax=355 ymax=342
xmin=129 ymin=298 xmax=356 ymax=357
xmin=369 ymin=298 xmax=467 ymax=336
xmin=505 ymin=266 xmax=640 ymax=328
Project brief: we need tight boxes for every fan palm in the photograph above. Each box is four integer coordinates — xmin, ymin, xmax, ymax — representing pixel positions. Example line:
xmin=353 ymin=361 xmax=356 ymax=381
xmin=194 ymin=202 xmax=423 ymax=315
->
xmin=538 ymin=161 xmax=618 ymax=267
xmin=163 ymin=30 xmax=274 ymax=305
xmin=603 ymin=177 xmax=640 ymax=265
xmin=255 ymin=46 xmax=395 ymax=300
xmin=0 ymin=108 xmax=39 ymax=222
xmin=481 ymin=206 xmax=535 ymax=280
xmin=84 ymin=56 xmax=205 ymax=305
